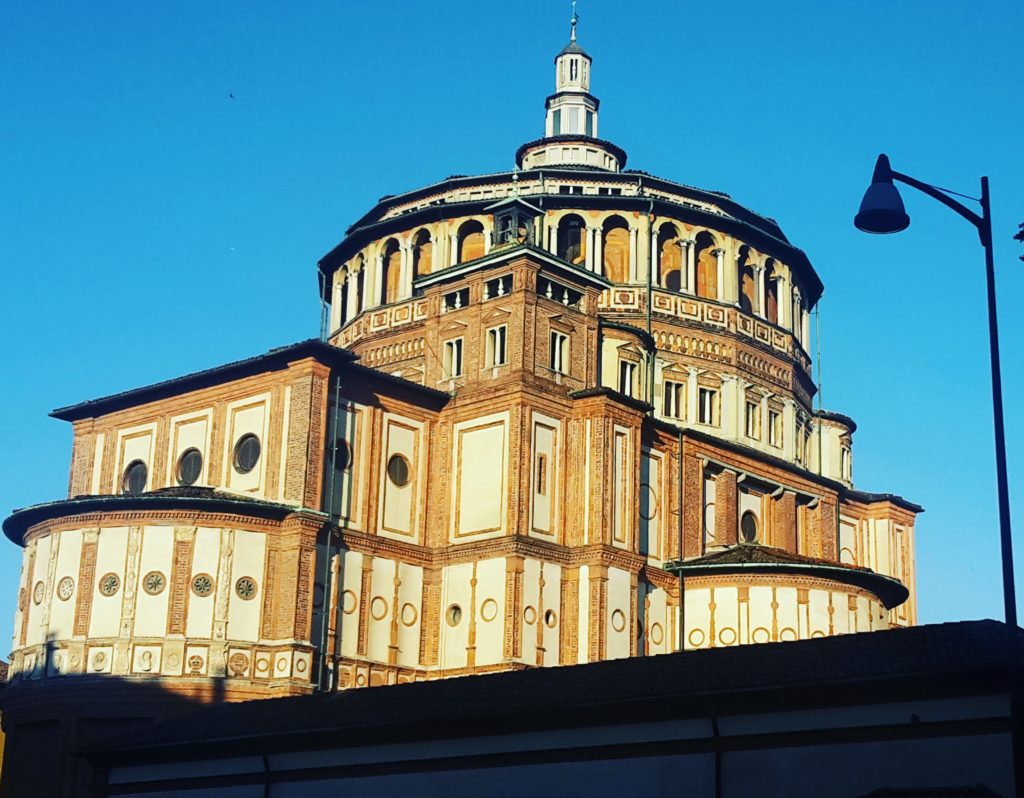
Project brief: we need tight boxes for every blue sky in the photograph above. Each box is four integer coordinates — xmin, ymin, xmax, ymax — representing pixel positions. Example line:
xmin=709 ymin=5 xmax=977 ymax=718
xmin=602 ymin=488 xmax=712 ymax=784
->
xmin=1 ymin=1 xmax=1022 ymax=650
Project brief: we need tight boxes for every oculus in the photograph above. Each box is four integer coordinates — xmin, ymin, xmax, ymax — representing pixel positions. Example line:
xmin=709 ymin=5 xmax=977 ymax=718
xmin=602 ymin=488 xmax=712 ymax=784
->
xmin=142 ymin=571 xmax=166 ymax=596
xmin=445 ymin=604 xmax=463 ymax=627
xmin=122 ymin=460 xmax=148 ymax=496
xmin=98 ymin=573 xmax=120 ymax=597
xmin=56 ymin=576 xmax=75 ymax=602
xmin=176 ymin=448 xmax=203 ymax=486
xmin=191 ymin=573 xmax=214 ymax=598
xmin=740 ymin=511 xmax=759 ymax=544
xmin=233 ymin=434 xmax=261 ymax=474
xmin=235 ymin=576 xmax=257 ymax=601
xmin=386 ymin=453 xmax=411 ymax=487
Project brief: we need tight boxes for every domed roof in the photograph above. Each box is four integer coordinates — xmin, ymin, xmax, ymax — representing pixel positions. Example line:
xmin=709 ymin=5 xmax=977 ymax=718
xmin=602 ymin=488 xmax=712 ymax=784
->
xmin=557 ymin=40 xmax=590 ymax=59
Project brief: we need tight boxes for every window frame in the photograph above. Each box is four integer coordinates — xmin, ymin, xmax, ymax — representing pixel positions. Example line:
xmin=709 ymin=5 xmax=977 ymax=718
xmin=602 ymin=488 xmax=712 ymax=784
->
xmin=486 ymin=324 xmax=508 ymax=367
xmin=443 ymin=337 xmax=464 ymax=378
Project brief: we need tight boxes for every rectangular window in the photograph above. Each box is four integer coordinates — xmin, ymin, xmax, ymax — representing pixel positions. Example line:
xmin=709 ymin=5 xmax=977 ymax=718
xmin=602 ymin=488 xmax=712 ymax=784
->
xmin=745 ymin=401 xmax=761 ymax=440
xmin=443 ymin=338 xmax=463 ymax=378
xmin=536 ymin=454 xmax=547 ymax=496
xmin=570 ymin=58 xmax=578 ymax=81
xmin=768 ymin=409 xmax=782 ymax=448
xmin=552 ymin=109 xmax=561 ymax=136
xmin=841 ymin=447 xmax=851 ymax=480
xmin=585 ymin=111 xmax=594 ymax=137
xmin=486 ymin=325 xmax=507 ymax=367
xmin=550 ymin=331 xmax=569 ymax=374
xmin=663 ymin=380 xmax=685 ymax=420
xmin=618 ymin=361 xmax=636 ymax=397
xmin=566 ymin=107 xmax=580 ymax=134
xmin=698 ymin=387 xmax=719 ymax=426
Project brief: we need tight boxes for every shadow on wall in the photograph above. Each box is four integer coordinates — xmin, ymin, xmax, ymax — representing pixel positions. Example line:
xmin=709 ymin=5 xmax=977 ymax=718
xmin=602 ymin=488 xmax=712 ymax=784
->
xmin=1 ymin=638 xmax=229 ymax=798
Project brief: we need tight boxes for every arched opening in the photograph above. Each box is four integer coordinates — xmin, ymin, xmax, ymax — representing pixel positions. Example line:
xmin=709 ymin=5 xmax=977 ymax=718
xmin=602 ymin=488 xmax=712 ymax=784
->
xmin=457 ymin=220 xmax=485 ymax=263
xmin=738 ymin=246 xmax=756 ymax=314
xmin=764 ymin=259 xmax=779 ymax=324
xmin=556 ymin=214 xmax=586 ymax=265
xmin=412 ymin=229 xmax=433 ymax=278
xmin=338 ymin=269 xmax=349 ymax=327
xmin=694 ymin=231 xmax=718 ymax=300
xmin=602 ymin=216 xmax=630 ymax=282
xmin=354 ymin=257 xmax=365 ymax=314
xmin=380 ymin=239 xmax=402 ymax=305
xmin=658 ymin=223 xmax=682 ymax=291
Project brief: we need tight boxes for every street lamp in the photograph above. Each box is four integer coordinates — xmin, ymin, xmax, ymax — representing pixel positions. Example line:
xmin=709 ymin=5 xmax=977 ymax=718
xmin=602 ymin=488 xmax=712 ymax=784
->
xmin=855 ymin=153 xmax=1020 ymax=790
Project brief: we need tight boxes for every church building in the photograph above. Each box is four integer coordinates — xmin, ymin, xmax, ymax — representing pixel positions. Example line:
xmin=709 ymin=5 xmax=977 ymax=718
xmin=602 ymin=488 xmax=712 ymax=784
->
xmin=1 ymin=15 xmax=921 ymax=796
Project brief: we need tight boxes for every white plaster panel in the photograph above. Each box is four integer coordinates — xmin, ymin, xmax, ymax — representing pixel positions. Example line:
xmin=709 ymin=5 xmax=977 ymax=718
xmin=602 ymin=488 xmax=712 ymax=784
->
xmin=223 ymin=395 xmax=270 ymax=493
xmin=605 ymin=566 xmax=631 ymax=660
xmin=440 ymin=562 xmax=472 ymax=669
xmin=133 ymin=526 xmax=174 ymax=638
xmin=380 ymin=415 xmax=421 ymax=538
xmin=739 ymin=490 xmax=763 ymax=540
xmin=646 ymin=586 xmax=669 ymax=655
xmin=713 ymin=586 xmax=740 ymax=647
xmin=541 ymin=561 xmax=561 ymax=664
xmin=339 ymin=550 xmax=363 ymax=659
xmin=186 ymin=527 xmax=222 ymax=638
xmin=227 ymin=530 xmax=266 ymax=643
xmin=611 ymin=426 xmax=629 ymax=547
xmin=473 ymin=558 xmax=506 ymax=667
xmin=451 ymin=412 xmax=509 ymax=540
xmin=88 ymin=527 xmax=129 ymax=639
xmin=776 ymin=587 xmax=799 ymax=641
xmin=396 ymin=562 xmax=422 ymax=668
xmin=49 ymin=529 xmax=83 ymax=640
xmin=327 ymin=402 xmax=365 ymax=529
xmin=808 ymin=588 xmax=832 ymax=637
xmin=577 ymin=564 xmax=590 ymax=663
xmin=367 ymin=557 xmax=396 ymax=664
xmin=25 ymin=538 xmax=50 ymax=647
xmin=168 ymin=411 xmax=212 ymax=487
xmin=114 ymin=424 xmax=156 ymax=493
xmin=529 ymin=414 xmax=560 ymax=537
xmin=521 ymin=558 xmax=540 ymax=665
xmin=839 ymin=518 xmax=857 ymax=565
xmin=639 ymin=448 xmax=663 ymax=562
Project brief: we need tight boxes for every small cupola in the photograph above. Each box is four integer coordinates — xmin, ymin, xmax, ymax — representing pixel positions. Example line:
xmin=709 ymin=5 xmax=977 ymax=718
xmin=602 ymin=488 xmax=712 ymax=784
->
xmin=487 ymin=196 xmax=543 ymax=251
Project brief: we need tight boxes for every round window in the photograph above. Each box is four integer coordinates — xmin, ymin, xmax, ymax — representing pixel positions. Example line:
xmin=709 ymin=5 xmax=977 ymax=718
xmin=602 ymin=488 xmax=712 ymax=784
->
xmin=740 ymin=511 xmax=759 ymax=544
xmin=142 ymin=570 xmax=167 ymax=596
xmin=191 ymin=573 xmax=215 ymax=597
xmin=122 ymin=460 xmax=148 ymax=496
xmin=446 ymin=604 xmax=463 ymax=627
xmin=98 ymin=572 xmax=121 ymax=597
xmin=331 ymin=438 xmax=352 ymax=472
xmin=233 ymin=434 xmax=261 ymax=474
xmin=176 ymin=448 xmax=203 ymax=486
xmin=386 ymin=453 xmax=411 ymax=487
xmin=544 ymin=609 xmax=557 ymax=628
xmin=235 ymin=576 xmax=257 ymax=601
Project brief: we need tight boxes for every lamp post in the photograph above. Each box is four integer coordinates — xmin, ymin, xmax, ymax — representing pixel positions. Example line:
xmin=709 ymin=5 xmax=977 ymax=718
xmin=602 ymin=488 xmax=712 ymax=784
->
xmin=855 ymin=153 xmax=1020 ymax=790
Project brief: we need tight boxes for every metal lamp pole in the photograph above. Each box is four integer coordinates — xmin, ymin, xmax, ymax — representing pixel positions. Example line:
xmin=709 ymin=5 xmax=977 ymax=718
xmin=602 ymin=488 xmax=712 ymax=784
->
xmin=855 ymin=154 xmax=1020 ymax=790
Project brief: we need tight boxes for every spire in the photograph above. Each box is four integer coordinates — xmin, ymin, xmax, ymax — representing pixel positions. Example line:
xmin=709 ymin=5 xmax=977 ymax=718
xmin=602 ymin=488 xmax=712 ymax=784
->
xmin=570 ymin=0 xmax=578 ymax=42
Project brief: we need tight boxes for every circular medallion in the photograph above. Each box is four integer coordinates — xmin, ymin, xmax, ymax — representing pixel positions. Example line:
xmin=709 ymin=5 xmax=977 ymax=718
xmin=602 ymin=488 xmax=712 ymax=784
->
xmin=779 ymin=627 xmax=797 ymax=641
xmin=544 ymin=609 xmax=557 ymax=628
xmin=295 ymin=658 xmax=308 ymax=674
xmin=92 ymin=651 xmax=107 ymax=670
xmin=256 ymin=658 xmax=269 ymax=673
xmin=356 ymin=673 xmax=367 ymax=686
xmin=342 ymin=590 xmax=358 ymax=614
xmin=32 ymin=581 xmax=45 ymax=605
xmin=445 ymin=604 xmax=462 ymax=627
xmin=650 ymin=622 xmax=664 ymax=646
xmin=228 ymin=653 xmax=250 ymax=676
xmin=751 ymin=626 xmax=771 ymax=644
xmin=187 ymin=655 xmax=204 ymax=672
xmin=400 ymin=602 xmax=418 ymax=627
xmin=168 ymin=653 xmax=180 ymax=667
xmin=191 ymin=573 xmax=214 ymax=597
xmin=142 ymin=570 xmax=166 ymax=596
xmin=98 ymin=573 xmax=120 ymax=597
xmin=611 ymin=609 xmax=626 ymax=633
xmin=688 ymin=628 xmax=706 ymax=648
xmin=276 ymin=657 xmax=288 ymax=673
xmin=370 ymin=596 xmax=388 ymax=621
xmin=57 ymin=576 xmax=75 ymax=601
xmin=480 ymin=598 xmax=498 ymax=623
xmin=719 ymin=627 xmax=737 ymax=646
xmin=523 ymin=605 xmax=537 ymax=625
xmin=235 ymin=576 xmax=257 ymax=601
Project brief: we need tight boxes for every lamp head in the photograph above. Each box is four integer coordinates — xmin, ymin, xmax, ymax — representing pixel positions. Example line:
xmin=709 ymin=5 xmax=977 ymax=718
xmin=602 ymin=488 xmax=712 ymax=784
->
xmin=854 ymin=154 xmax=910 ymax=234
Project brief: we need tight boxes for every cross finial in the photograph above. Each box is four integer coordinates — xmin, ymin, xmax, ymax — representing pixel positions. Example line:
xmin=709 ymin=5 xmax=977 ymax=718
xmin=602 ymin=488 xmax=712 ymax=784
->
xmin=570 ymin=0 xmax=578 ymax=42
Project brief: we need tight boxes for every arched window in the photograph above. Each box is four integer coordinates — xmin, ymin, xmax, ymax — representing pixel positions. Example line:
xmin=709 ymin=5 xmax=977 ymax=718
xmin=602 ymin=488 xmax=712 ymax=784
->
xmin=738 ymin=246 xmax=756 ymax=314
xmin=694 ymin=231 xmax=718 ymax=300
xmin=380 ymin=239 xmax=402 ymax=305
xmin=338 ymin=269 xmax=349 ymax=326
xmin=556 ymin=214 xmax=586 ymax=265
xmin=658 ymin=223 xmax=682 ymax=291
xmin=602 ymin=216 xmax=630 ymax=283
xmin=412 ymin=229 xmax=433 ymax=278
xmin=764 ymin=260 xmax=779 ymax=324
xmin=457 ymin=220 xmax=485 ymax=263
xmin=354 ymin=257 xmax=365 ymax=314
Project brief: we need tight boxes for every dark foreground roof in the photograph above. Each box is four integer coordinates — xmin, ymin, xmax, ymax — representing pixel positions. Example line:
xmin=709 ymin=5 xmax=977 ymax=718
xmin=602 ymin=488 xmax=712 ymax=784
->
xmin=88 ymin=620 xmax=1021 ymax=763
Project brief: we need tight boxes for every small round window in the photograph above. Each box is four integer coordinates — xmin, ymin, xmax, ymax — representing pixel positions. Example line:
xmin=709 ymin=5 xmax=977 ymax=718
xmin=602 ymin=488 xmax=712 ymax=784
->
xmin=233 ymin=434 xmax=261 ymax=474
xmin=331 ymin=438 xmax=352 ymax=472
xmin=191 ymin=573 xmax=215 ymax=597
xmin=176 ymin=448 xmax=203 ymax=486
xmin=386 ymin=453 xmax=410 ymax=487
xmin=740 ymin=511 xmax=759 ymax=544
xmin=446 ymin=604 xmax=463 ymax=627
xmin=122 ymin=460 xmax=148 ymax=496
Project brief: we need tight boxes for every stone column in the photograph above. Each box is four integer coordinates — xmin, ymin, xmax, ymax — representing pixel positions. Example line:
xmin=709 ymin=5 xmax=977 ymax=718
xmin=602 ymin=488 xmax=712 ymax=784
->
xmin=779 ymin=271 xmax=793 ymax=330
xmin=584 ymin=227 xmax=594 ymax=271
xmin=650 ymin=228 xmax=659 ymax=286
xmin=400 ymin=244 xmax=414 ymax=299
xmin=685 ymin=240 xmax=696 ymax=295
xmin=369 ymin=254 xmax=383 ymax=309
xmin=713 ymin=248 xmax=725 ymax=302
xmin=449 ymin=231 xmax=458 ymax=267
xmin=330 ymin=279 xmax=343 ymax=330
xmin=756 ymin=265 xmax=766 ymax=317
xmin=629 ymin=227 xmax=638 ymax=283
xmin=593 ymin=227 xmax=603 ymax=276
xmin=346 ymin=271 xmax=359 ymax=319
